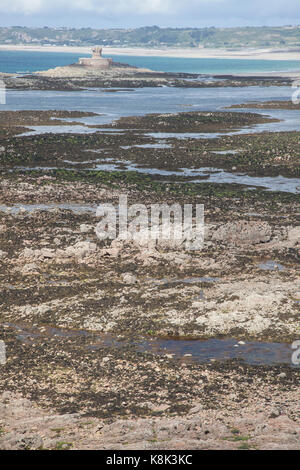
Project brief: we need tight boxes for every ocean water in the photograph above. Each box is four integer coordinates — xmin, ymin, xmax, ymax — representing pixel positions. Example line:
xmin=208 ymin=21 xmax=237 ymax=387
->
xmin=1 ymin=51 xmax=300 ymax=194
xmin=3 ymin=83 xmax=300 ymax=140
xmin=1 ymin=50 xmax=300 ymax=75
xmin=3 ymin=85 xmax=300 ymax=134
xmin=2 ymin=85 xmax=299 ymax=194
xmin=0 ymin=85 xmax=294 ymax=114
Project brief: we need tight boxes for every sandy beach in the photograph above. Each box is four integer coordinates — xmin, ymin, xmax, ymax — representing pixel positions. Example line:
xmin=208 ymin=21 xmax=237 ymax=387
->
xmin=1 ymin=43 xmax=300 ymax=62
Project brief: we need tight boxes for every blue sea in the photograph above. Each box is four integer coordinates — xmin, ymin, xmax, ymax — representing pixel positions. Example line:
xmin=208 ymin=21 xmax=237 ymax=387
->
xmin=1 ymin=50 xmax=300 ymax=75
xmin=1 ymin=49 xmax=300 ymax=193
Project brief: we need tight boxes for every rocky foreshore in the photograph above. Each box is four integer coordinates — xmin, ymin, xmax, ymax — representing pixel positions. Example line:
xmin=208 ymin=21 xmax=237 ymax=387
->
xmin=0 ymin=166 xmax=299 ymax=450
xmin=0 ymin=81 xmax=299 ymax=449
xmin=0 ymin=62 xmax=292 ymax=92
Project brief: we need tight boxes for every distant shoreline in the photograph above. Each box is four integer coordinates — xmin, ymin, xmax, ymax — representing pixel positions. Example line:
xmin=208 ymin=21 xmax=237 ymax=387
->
xmin=1 ymin=44 xmax=300 ymax=78
xmin=1 ymin=44 xmax=300 ymax=62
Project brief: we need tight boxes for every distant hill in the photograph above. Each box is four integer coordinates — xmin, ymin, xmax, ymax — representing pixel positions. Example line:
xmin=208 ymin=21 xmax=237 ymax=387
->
xmin=1 ymin=25 xmax=300 ymax=49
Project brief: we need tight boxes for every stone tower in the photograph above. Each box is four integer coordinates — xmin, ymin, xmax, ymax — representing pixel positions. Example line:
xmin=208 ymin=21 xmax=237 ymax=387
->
xmin=78 ymin=46 xmax=113 ymax=69
xmin=92 ymin=46 xmax=103 ymax=58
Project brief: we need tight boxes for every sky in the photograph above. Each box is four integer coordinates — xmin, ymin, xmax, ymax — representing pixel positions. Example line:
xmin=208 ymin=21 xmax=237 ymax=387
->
xmin=0 ymin=0 xmax=299 ymax=29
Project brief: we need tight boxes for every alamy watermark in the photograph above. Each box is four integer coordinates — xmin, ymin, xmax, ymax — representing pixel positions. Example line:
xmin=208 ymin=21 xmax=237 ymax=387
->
xmin=95 ymin=195 xmax=204 ymax=250
xmin=292 ymin=79 xmax=300 ymax=104
xmin=291 ymin=340 xmax=300 ymax=366
xmin=0 ymin=340 xmax=6 ymax=365
xmin=0 ymin=80 xmax=6 ymax=105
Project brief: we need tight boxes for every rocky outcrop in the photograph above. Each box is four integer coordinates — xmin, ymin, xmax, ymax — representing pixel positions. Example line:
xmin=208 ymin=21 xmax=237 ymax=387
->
xmin=0 ymin=393 xmax=299 ymax=450
xmin=211 ymin=220 xmax=272 ymax=246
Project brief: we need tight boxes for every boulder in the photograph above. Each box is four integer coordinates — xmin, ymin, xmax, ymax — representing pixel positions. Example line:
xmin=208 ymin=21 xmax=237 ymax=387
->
xmin=212 ymin=221 xmax=272 ymax=246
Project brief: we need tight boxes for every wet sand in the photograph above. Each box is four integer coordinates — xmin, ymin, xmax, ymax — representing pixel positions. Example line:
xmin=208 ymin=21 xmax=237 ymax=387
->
xmin=2 ymin=44 xmax=300 ymax=64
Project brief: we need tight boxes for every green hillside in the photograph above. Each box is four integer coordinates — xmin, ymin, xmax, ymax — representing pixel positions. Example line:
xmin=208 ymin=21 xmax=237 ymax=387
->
xmin=1 ymin=25 xmax=300 ymax=49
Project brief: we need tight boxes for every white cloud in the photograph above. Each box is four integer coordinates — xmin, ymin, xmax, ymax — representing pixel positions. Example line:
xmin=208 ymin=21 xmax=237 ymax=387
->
xmin=0 ymin=0 xmax=43 ymax=14
xmin=0 ymin=0 xmax=224 ymax=16
xmin=0 ymin=0 xmax=299 ymax=27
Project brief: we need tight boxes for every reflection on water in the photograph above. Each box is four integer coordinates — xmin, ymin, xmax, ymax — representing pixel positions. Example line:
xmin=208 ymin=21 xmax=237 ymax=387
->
xmin=0 ymin=203 xmax=97 ymax=214
xmin=120 ymin=141 xmax=172 ymax=149
xmin=212 ymin=150 xmax=239 ymax=155
xmin=257 ymin=260 xmax=285 ymax=271
xmin=1 ymin=85 xmax=296 ymax=118
xmin=3 ymin=322 xmax=293 ymax=366
xmin=8 ymin=160 xmax=300 ymax=194
xmin=4 ymin=85 xmax=300 ymax=136
xmin=3 ymin=86 xmax=300 ymax=194
xmin=140 ymin=337 xmax=293 ymax=366
xmin=19 ymin=126 xmax=126 ymax=137
xmin=150 ymin=277 xmax=219 ymax=285
xmin=89 ymin=160 xmax=300 ymax=194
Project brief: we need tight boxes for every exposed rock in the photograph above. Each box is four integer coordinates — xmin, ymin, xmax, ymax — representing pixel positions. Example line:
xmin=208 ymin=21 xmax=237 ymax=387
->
xmin=80 ymin=224 xmax=93 ymax=233
xmin=212 ymin=221 xmax=272 ymax=246
xmin=121 ymin=273 xmax=138 ymax=284
xmin=1 ymin=433 xmax=43 ymax=450
xmin=0 ymin=250 xmax=7 ymax=259
xmin=287 ymin=226 xmax=300 ymax=245
xmin=20 ymin=247 xmax=56 ymax=261
xmin=64 ymin=241 xmax=97 ymax=259
xmin=0 ymin=383 xmax=299 ymax=449
xmin=21 ymin=262 xmax=39 ymax=274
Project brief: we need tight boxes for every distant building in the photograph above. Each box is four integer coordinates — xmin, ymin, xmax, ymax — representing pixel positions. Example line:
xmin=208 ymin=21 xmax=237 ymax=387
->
xmin=78 ymin=46 xmax=113 ymax=69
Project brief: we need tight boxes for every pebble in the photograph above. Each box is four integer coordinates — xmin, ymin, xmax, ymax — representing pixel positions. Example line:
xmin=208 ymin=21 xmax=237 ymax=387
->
xmin=80 ymin=224 xmax=92 ymax=233
xmin=269 ymin=408 xmax=281 ymax=418
xmin=121 ymin=273 xmax=138 ymax=284
xmin=278 ymin=372 xmax=286 ymax=379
